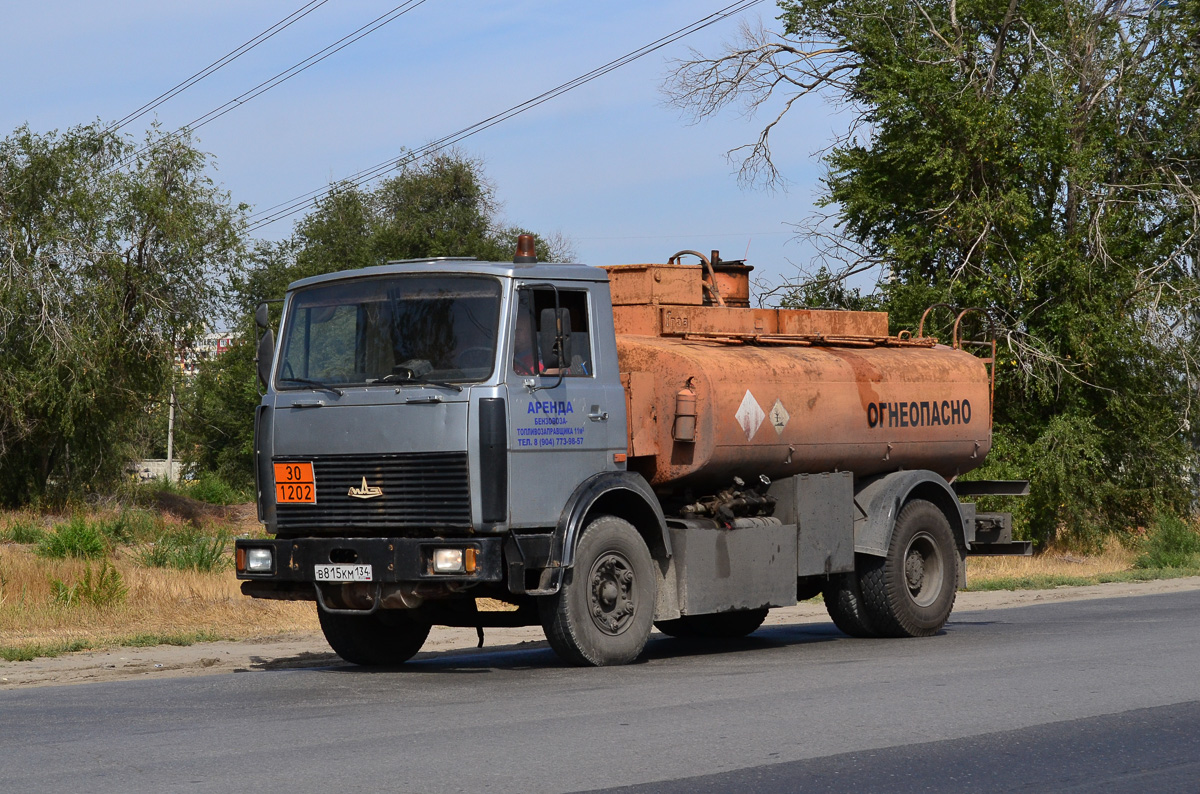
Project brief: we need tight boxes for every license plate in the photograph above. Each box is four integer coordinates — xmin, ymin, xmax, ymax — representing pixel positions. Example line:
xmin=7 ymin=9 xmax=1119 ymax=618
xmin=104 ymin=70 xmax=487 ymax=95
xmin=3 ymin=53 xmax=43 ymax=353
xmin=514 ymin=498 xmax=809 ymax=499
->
xmin=314 ymin=564 xmax=373 ymax=582
xmin=275 ymin=462 xmax=316 ymax=504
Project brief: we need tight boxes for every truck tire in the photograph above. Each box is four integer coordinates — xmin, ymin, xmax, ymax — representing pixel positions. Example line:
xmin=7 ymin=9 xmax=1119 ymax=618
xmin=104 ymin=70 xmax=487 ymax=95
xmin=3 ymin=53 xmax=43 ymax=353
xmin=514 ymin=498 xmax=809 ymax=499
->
xmin=317 ymin=607 xmax=431 ymax=666
xmin=823 ymin=572 xmax=877 ymax=637
xmin=539 ymin=515 xmax=656 ymax=666
xmin=859 ymin=499 xmax=958 ymax=637
xmin=655 ymin=608 xmax=768 ymax=639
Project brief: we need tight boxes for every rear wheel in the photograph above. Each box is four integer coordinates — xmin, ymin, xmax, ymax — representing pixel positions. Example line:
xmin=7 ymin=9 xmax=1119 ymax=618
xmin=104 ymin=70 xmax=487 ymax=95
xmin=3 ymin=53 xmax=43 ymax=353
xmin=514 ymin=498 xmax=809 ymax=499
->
xmin=317 ymin=607 xmax=431 ymax=666
xmin=859 ymin=499 xmax=959 ymax=637
xmin=823 ymin=571 xmax=877 ymax=637
xmin=655 ymin=608 xmax=768 ymax=639
xmin=539 ymin=515 xmax=656 ymax=666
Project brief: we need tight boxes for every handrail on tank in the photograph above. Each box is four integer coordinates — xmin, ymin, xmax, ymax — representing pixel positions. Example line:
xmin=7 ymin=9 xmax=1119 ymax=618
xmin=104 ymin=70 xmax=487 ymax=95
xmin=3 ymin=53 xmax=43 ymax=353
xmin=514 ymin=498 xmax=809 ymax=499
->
xmin=918 ymin=303 xmax=998 ymax=426
xmin=917 ymin=302 xmax=957 ymax=339
xmin=668 ymin=249 xmax=727 ymax=307
xmin=952 ymin=307 xmax=998 ymax=428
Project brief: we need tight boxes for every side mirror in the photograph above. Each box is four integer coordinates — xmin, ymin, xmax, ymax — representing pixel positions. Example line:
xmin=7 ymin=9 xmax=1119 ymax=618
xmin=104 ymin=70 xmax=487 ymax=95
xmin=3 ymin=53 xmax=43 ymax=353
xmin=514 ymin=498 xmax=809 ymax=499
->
xmin=538 ymin=307 xmax=571 ymax=369
xmin=256 ymin=330 xmax=274 ymax=391
xmin=255 ymin=302 xmax=270 ymax=330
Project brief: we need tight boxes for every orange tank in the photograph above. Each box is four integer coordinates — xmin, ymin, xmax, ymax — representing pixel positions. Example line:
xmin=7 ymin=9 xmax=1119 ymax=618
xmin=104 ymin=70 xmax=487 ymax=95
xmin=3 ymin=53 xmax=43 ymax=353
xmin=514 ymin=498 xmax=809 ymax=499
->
xmin=604 ymin=259 xmax=993 ymax=493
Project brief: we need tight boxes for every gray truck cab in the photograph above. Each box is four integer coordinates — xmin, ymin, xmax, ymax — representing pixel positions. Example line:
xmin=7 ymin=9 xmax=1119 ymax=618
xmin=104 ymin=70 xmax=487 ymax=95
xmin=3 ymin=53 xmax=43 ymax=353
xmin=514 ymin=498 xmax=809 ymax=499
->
xmin=238 ymin=255 xmax=662 ymax=663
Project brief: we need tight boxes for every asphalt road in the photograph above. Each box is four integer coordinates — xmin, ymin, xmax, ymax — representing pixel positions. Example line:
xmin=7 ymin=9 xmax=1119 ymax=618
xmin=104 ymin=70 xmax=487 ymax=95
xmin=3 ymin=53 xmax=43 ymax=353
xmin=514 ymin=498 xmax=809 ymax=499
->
xmin=2 ymin=590 xmax=1198 ymax=793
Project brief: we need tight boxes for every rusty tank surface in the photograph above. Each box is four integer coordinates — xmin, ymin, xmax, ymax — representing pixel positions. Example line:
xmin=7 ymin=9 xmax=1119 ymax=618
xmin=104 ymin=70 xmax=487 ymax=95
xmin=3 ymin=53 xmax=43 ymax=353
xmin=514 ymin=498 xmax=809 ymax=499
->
xmin=604 ymin=253 xmax=993 ymax=494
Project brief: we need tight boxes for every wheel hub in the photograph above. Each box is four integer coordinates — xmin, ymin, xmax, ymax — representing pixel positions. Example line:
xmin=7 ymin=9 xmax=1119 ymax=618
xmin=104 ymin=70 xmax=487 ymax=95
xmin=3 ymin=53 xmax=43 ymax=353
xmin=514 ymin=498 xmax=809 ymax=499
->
xmin=903 ymin=531 xmax=943 ymax=607
xmin=589 ymin=553 xmax=636 ymax=635
xmin=905 ymin=549 xmax=925 ymax=591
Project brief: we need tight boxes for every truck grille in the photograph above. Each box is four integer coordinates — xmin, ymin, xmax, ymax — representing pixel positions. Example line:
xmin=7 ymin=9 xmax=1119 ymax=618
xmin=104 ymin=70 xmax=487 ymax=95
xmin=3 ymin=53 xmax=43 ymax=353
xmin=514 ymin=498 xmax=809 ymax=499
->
xmin=274 ymin=453 xmax=471 ymax=531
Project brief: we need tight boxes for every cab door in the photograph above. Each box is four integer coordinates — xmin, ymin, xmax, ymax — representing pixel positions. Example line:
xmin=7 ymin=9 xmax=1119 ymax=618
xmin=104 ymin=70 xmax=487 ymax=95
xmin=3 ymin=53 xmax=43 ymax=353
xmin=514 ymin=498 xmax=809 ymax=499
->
xmin=505 ymin=283 xmax=623 ymax=527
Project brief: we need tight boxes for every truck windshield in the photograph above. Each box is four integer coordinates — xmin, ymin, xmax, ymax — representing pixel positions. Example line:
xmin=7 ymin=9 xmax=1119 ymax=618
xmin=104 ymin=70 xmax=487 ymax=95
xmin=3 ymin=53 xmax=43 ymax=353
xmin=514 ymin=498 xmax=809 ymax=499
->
xmin=277 ymin=275 xmax=502 ymax=388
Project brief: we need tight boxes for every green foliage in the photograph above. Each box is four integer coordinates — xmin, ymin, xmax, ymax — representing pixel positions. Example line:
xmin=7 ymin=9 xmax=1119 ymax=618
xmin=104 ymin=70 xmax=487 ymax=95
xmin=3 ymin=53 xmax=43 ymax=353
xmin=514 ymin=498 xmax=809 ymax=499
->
xmin=0 ymin=123 xmax=245 ymax=507
xmin=1136 ymin=515 xmax=1200 ymax=570
xmin=36 ymin=517 xmax=109 ymax=559
xmin=136 ymin=529 xmax=230 ymax=572
xmin=179 ymin=150 xmax=570 ymax=486
xmin=676 ymin=1 xmax=1200 ymax=541
xmin=185 ymin=472 xmax=250 ymax=506
xmin=776 ymin=265 xmax=884 ymax=311
xmin=49 ymin=560 xmax=128 ymax=608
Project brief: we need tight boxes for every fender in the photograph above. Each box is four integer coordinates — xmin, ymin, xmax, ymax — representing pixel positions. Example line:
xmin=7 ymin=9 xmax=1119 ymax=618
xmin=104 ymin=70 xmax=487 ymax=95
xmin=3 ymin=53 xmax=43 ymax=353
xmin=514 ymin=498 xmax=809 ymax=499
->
xmin=853 ymin=470 xmax=968 ymax=557
xmin=552 ymin=470 xmax=670 ymax=570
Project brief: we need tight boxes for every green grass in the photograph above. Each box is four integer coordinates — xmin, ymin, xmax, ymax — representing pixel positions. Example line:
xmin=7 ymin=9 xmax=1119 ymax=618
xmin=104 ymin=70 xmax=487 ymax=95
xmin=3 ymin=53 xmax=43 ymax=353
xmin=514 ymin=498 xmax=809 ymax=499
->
xmin=185 ymin=473 xmax=250 ymax=506
xmin=92 ymin=509 xmax=163 ymax=544
xmin=135 ymin=530 xmax=230 ymax=572
xmin=0 ymin=639 xmax=92 ymax=662
xmin=49 ymin=561 xmax=128 ymax=608
xmin=965 ymin=567 xmax=1200 ymax=591
xmin=137 ymin=472 xmax=250 ymax=506
xmin=3 ymin=518 xmax=46 ymax=545
xmin=0 ymin=630 xmax=224 ymax=662
xmin=123 ymin=630 xmax=221 ymax=648
xmin=35 ymin=517 xmax=109 ymax=560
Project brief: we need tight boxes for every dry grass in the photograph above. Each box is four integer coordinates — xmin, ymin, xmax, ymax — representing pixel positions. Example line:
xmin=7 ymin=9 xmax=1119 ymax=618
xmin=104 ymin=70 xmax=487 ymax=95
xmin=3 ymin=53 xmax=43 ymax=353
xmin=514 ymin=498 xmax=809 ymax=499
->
xmin=0 ymin=543 xmax=317 ymax=653
xmin=968 ymin=537 xmax=1137 ymax=583
xmin=1 ymin=503 xmax=317 ymax=660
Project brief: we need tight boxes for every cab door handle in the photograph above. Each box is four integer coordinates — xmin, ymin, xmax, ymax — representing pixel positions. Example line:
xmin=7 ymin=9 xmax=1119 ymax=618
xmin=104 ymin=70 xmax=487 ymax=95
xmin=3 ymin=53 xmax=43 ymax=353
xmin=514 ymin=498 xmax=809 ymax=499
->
xmin=589 ymin=406 xmax=608 ymax=422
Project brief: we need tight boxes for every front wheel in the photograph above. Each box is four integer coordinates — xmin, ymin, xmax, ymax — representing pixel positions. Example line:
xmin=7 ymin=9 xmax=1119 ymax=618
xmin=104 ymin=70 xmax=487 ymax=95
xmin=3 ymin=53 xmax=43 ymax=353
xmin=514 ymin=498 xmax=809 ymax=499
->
xmin=317 ymin=607 xmax=431 ymax=666
xmin=539 ymin=515 xmax=656 ymax=666
xmin=859 ymin=499 xmax=959 ymax=637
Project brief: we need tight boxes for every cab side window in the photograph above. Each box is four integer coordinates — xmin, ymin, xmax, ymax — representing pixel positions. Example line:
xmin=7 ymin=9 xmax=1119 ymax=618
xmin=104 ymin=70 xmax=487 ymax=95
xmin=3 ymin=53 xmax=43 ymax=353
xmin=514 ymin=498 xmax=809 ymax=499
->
xmin=512 ymin=288 xmax=593 ymax=377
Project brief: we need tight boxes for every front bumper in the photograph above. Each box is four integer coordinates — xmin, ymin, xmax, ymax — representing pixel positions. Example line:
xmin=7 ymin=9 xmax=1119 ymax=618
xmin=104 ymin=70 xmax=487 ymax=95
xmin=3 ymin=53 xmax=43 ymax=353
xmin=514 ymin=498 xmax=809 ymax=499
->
xmin=235 ymin=536 xmax=505 ymax=583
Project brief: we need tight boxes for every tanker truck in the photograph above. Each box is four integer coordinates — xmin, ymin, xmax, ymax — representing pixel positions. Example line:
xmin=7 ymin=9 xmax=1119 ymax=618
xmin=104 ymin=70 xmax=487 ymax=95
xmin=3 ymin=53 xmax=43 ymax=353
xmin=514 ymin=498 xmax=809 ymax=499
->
xmin=235 ymin=236 xmax=1029 ymax=666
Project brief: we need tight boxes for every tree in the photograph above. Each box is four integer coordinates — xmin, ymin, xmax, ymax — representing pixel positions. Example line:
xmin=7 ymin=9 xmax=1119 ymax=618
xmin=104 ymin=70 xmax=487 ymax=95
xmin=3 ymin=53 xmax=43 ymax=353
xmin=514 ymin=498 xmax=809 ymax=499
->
xmin=180 ymin=151 xmax=573 ymax=487
xmin=0 ymin=123 xmax=245 ymax=506
xmin=668 ymin=1 xmax=1200 ymax=543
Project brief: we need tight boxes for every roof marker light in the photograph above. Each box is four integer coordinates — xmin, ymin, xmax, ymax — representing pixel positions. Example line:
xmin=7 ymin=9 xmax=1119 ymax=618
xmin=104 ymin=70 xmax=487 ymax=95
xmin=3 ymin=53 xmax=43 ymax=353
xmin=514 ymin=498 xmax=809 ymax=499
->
xmin=514 ymin=234 xmax=537 ymax=264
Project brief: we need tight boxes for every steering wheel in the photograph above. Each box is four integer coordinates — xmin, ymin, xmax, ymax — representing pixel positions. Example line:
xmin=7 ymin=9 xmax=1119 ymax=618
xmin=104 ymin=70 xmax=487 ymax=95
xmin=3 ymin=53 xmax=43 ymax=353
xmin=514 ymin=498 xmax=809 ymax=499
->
xmin=454 ymin=346 xmax=494 ymax=369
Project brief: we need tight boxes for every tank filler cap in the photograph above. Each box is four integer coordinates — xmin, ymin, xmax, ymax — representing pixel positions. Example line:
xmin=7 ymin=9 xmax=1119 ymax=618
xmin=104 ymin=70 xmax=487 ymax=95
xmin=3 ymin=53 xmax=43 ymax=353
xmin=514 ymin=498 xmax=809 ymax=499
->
xmin=513 ymin=234 xmax=537 ymax=264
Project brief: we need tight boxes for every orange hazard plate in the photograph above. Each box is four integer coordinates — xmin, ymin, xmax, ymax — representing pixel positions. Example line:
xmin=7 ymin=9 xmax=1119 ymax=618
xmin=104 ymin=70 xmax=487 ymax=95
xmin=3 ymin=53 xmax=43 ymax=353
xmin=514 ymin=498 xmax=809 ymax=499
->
xmin=274 ymin=462 xmax=315 ymax=504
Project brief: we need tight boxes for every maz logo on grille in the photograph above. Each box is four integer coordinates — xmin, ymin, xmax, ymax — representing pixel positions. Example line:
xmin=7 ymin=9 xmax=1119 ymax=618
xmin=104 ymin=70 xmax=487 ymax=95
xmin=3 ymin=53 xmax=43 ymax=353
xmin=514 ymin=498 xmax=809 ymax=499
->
xmin=347 ymin=477 xmax=384 ymax=499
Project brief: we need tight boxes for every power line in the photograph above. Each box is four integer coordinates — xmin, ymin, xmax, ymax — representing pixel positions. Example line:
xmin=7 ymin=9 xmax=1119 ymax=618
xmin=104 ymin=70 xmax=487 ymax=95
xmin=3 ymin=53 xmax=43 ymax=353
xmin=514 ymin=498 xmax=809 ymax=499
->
xmin=107 ymin=0 xmax=332 ymax=135
xmin=110 ymin=0 xmax=430 ymax=172
xmin=244 ymin=0 xmax=768 ymax=233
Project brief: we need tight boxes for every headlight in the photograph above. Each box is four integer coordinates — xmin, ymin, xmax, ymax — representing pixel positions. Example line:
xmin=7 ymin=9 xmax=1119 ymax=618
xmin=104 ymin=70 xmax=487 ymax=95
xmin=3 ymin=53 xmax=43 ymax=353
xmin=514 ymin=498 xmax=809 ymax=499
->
xmin=432 ymin=548 xmax=465 ymax=573
xmin=246 ymin=548 xmax=273 ymax=572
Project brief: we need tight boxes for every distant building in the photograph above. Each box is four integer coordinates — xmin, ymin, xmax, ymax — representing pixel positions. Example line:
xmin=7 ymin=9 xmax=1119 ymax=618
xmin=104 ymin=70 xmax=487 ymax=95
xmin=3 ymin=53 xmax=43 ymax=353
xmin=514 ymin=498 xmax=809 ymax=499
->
xmin=175 ymin=331 xmax=239 ymax=376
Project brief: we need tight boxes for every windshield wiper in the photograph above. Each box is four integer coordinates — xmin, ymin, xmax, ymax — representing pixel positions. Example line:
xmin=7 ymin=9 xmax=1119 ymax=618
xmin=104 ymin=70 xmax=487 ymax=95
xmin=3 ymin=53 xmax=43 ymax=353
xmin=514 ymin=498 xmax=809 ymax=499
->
xmin=379 ymin=373 xmax=463 ymax=392
xmin=279 ymin=377 xmax=344 ymax=397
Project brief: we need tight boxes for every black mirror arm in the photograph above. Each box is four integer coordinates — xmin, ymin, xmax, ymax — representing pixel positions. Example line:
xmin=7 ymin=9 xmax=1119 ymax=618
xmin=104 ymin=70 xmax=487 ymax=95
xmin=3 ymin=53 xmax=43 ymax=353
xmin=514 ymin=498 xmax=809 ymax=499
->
xmin=523 ymin=283 xmax=566 ymax=393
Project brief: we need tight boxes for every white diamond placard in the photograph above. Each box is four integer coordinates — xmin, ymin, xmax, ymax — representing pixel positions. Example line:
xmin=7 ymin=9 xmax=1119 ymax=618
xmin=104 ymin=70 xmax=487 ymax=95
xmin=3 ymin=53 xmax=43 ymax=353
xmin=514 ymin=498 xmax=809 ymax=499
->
xmin=735 ymin=390 xmax=765 ymax=440
xmin=770 ymin=399 xmax=790 ymax=436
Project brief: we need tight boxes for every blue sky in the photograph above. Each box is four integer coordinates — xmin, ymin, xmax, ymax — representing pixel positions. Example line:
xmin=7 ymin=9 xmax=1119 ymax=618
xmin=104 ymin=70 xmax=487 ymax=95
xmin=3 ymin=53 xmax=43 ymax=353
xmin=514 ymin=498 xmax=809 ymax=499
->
xmin=1 ymin=1 xmax=849 ymax=294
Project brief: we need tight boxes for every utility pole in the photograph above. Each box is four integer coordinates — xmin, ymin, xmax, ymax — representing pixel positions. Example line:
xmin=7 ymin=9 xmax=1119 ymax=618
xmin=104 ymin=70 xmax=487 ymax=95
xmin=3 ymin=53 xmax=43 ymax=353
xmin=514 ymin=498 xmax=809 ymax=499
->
xmin=166 ymin=379 xmax=176 ymax=483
